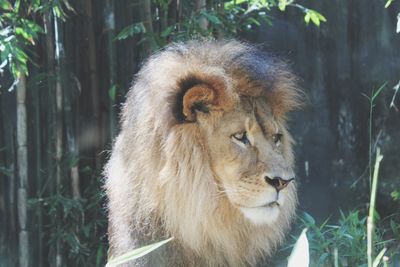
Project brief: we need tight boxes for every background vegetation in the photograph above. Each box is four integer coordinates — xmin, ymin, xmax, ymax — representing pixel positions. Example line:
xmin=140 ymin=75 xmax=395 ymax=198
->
xmin=0 ymin=0 xmax=399 ymax=266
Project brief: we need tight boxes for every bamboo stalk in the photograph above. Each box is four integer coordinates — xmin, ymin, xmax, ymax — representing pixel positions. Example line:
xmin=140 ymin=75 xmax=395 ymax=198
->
xmin=167 ymin=0 xmax=178 ymax=26
xmin=33 ymin=71 xmax=43 ymax=267
xmin=63 ymin=25 xmax=81 ymax=200
xmin=195 ymin=0 xmax=208 ymax=31
xmin=141 ymin=0 xmax=159 ymax=53
xmin=142 ymin=0 xmax=154 ymax=33
xmin=85 ymin=0 xmax=101 ymax=169
xmin=216 ymin=0 xmax=224 ymax=40
xmin=0 ymin=102 xmax=4 ymax=261
xmin=16 ymin=73 xmax=29 ymax=267
xmin=0 ymin=91 xmax=16 ymax=265
xmin=105 ymin=0 xmax=117 ymax=141
xmin=53 ymin=11 xmax=64 ymax=267
xmin=367 ymin=148 xmax=383 ymax=267
xmin=44 ymin=10 xmax=56 ymax=197
xmin=65 ymin=76 xmax=81 ymax=199
xmin=3 ymin=92 xmax=17 ymax=264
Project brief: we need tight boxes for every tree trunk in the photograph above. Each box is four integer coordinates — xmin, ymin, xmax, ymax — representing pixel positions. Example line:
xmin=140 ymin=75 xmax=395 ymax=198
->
xmin=16 ymin=73 xmax=29 ymax=267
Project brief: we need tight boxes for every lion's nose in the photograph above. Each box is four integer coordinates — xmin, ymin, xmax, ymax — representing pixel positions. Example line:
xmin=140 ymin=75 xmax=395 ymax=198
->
xmin=265 ymin=176 xmax=294 ymax=191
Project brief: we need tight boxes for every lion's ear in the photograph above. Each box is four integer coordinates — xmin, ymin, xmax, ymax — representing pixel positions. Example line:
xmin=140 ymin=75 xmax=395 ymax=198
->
xmin=182 ymin=84 xmax=216 ymax=121
xmin=179 ymin=75 xmax=233 ymax=122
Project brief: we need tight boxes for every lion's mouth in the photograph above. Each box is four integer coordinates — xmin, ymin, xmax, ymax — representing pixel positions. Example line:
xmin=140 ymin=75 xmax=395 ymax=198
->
xmin=255 ymin=201 xmax=280 ymax=208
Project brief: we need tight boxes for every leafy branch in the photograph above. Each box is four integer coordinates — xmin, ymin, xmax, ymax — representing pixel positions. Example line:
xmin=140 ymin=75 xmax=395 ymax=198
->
xmin=0 ymin=0 xmax=74 ymax=88
xmin=115 ymin=0 xmax=326 ymax=52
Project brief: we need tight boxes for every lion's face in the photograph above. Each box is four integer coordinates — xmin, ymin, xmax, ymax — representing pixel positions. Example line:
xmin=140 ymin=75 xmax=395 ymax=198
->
xmin=202 ymin=98 xmax=296 ymax=225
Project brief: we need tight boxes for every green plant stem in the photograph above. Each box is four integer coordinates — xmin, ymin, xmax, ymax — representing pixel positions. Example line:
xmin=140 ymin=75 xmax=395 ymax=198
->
xmin=369 ymin=98 xmax=373 ymax=186
xmin=367 ymin=147 xmax=383 ymax=267
xmin=368 ymin=82 xmax=387 ymax=187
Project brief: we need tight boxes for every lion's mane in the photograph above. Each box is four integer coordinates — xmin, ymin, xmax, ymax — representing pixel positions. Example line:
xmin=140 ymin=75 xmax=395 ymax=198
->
xmin=104 ymin=40 xmax=302 ymax=267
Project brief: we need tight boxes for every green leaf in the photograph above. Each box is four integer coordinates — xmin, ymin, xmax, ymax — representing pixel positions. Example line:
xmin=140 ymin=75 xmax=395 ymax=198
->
xmin=316 ymin=12 xmax=327 ymax=22
xmin=372 ymin=248 xmax=387 ymax=267
xmin=224 ymin=0 xmax=247 ymax=9
xmin=0 ymin=1 xmax=12 ymax=10
xmin=391 ymin=190 xmax=400 ymax=200
xmin=96 ymin=245 xmax=104 ymax=267
xmin=304 ymin=10 xmax=326 ymax=26
xmin=371 ymin=82 xmax=388 ymax=101
xmin=278 ymin=0 xmax=287 ymax=11
xmin=160 ymin=26 xmax=173 ymax=38
xmin=116 ymin=23 xmax=145 ymax=40
xmin=247 ymin=17 xmax=261 ymax=26
xmin=53 ymin=5 xmax=61 ymax=18
xmin=105 ymin=237 xmax=174 ymax=267
xmin=15 ymin=27 xmax=32 ymax=41
xmin=287 ymin=229 xmax=309 ymax=267
xmin=310 ymin=13 xmax=320 ymax=27
xmin=14 ymin=0 xmax=20 ymax=12
xmin=385 ymin=0 xmax=393 ymax=8
xmin=26 ymin=20 xmax=44 ymax=34
xmin=202 ymin=12 xmax=222 ymax=25
xmin=304 ymin=13 xmax=311 ymax=24
xmin=303 ymin=212 xmax=316 ymax=225
xmin=108 ymin=84 xmax=117 ymax=102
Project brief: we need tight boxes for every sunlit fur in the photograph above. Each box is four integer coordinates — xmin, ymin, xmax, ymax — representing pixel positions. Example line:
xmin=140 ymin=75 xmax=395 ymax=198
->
xmin=104 ymin=40 xmax=303 ymax=267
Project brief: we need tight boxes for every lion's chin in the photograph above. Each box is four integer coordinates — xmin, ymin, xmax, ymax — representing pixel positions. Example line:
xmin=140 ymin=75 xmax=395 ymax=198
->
xmin=240 ymin=204 xmax=281 ymax=225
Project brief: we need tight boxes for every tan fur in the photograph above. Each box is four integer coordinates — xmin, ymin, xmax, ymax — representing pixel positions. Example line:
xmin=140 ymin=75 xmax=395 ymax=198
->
xmin=104 ymin=40 xmax=303 ymax=267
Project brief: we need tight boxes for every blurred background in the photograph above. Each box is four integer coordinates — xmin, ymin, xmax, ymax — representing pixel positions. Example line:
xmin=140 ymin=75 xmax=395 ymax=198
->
xmin=0 ymin=0 xmax=399 ymax=266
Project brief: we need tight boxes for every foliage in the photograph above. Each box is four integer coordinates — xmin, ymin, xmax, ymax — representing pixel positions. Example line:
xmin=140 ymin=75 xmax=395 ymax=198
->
xmin=116 ymin=0 xmax=326 ymax=52
xmin=282 ymin=84 xmax=400 ymax=267
xmin=0 ymin=0 xmax=73 ymax=85
xmin=29 ymin=176 xmax=107 ymax=267
xmin=293 ymin=211 xmax=400 ymax=267
xmin=385 ymin=0 xmax=396 ymax=8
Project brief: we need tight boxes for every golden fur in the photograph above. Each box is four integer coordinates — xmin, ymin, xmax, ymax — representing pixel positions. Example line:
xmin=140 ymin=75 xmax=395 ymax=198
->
xmin=104 ymin=40 xmax=303 ymax=266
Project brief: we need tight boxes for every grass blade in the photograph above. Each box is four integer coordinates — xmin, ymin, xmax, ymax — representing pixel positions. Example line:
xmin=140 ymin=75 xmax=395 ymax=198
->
xmin=288 ymin=228 xmax=309 ymax=267
xmin=372 ymin=248 xmax=387 ymax=267
xmin=371 ymin=82 xmax=388 ymax=101
xmin=105 ymin=237 xmax=174 ymax=267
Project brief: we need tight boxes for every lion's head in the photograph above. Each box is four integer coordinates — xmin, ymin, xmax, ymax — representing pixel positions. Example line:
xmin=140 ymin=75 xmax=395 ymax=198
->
xmin=105 ymin=40 xmax=303 ymax=266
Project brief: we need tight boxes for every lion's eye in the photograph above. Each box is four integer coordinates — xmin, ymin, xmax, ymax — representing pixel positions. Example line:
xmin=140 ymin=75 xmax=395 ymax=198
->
xmin=232 ymin=131 xmax=250 ymax=145
xmin=272 ymin=133 xmax=283 ymax=144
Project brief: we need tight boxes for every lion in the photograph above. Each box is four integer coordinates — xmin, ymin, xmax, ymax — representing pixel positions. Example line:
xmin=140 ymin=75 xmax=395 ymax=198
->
xmin=104 ymin=40 xmax=303 ymax=267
